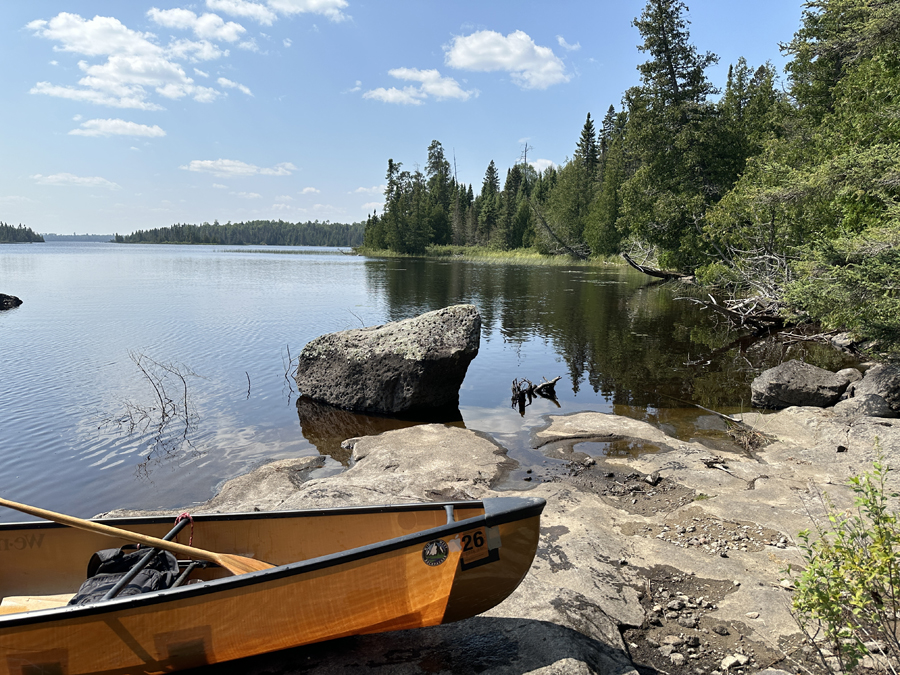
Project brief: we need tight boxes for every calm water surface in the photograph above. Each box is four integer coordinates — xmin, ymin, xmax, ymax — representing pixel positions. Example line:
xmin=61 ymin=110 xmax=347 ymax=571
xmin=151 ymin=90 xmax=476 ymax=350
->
xmin=0 ymin=243 xmax=854 ymax=521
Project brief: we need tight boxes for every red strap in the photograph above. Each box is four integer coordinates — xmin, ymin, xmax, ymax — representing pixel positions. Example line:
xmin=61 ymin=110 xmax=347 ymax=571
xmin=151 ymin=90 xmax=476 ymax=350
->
xmin=174 ymin=512 xmax=194 ymax=546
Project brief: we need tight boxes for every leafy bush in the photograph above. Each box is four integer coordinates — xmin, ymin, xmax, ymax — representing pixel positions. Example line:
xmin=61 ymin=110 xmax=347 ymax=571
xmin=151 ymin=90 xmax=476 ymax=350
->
xmin=785 ymin=230 xmax=900 ymax=352
xmin=788 ymin=457 xmax=900 ymax=672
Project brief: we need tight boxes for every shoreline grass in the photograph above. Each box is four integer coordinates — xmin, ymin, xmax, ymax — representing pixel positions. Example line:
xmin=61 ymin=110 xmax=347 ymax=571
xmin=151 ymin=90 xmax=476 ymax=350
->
xmin=354 ymin=245 xmax=624 ymax=267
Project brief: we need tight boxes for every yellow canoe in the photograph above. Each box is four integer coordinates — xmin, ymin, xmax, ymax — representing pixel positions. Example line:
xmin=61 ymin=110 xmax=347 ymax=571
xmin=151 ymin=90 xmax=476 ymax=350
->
xmin=0 ymin=496 xmax=544 ymax=674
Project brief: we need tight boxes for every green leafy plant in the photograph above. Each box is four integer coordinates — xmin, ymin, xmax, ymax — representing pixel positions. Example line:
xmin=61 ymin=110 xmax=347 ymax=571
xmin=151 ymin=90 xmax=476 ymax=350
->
xmin=788 ymin=455 xmax=900 ymax=673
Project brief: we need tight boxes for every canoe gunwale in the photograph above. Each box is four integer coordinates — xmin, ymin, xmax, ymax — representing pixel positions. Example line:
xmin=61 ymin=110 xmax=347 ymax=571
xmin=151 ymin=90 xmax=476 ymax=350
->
xmin=0 ymin=498 xmax=523 ymax=532
xmin=0 ymin=496 xmax=545 ymax=628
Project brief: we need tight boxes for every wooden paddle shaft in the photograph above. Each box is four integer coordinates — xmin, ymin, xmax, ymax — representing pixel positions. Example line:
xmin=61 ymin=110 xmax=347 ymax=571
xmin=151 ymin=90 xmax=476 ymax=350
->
xmin=0 ymin=497 xmax=273 ymax=574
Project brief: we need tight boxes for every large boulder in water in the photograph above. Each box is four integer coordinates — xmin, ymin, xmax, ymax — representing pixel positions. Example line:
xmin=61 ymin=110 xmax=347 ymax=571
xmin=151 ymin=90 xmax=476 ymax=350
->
xmin=750 ymin=359 xmax=849 ymax=409
xmin=294 ymin=304 xmax=480 ymax=416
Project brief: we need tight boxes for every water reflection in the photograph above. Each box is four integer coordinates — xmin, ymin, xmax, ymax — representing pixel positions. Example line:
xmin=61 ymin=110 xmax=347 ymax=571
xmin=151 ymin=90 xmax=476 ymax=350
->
xmin=295 ymin=397 xmax=465 ymax=464
xmin=363 ymin=258 xmax=857 ymax=413
xmin=574 ymin=439 xmax=663 ymax=458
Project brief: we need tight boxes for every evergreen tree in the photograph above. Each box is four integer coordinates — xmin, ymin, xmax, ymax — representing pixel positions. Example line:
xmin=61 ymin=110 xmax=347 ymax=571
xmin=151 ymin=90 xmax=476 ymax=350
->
xmin=575 ymin=113 xmax=600 ymax=178
xmin=425 ymin=140 xmax=452 ymax=245
xmin=477 ymin=161 xmax=501 ymax=244
xmin=618 ymin=0 xmax=721 ymax=268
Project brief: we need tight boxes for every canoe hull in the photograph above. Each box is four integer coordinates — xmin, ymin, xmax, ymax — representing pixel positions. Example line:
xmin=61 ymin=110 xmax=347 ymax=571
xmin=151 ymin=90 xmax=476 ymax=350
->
xmin=0 ymin=497 xmax=543 ymax=674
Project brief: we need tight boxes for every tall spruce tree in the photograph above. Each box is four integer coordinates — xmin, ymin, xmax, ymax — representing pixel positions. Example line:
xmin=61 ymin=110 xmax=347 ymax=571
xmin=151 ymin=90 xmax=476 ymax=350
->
xmin=477 ymin=160 xmax=501 ymax=244
xmin=575 ymin=113 xmax=600 ymax=178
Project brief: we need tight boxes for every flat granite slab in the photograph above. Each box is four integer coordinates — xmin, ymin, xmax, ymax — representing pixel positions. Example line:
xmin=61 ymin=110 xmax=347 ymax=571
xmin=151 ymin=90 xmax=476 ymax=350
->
xmin=107 ymin=408 xmax=900 ymax=674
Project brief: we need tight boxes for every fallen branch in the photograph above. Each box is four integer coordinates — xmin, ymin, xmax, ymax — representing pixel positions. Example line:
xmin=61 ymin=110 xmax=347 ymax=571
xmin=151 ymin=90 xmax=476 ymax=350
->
xmin=621 ymin=253 xmax=693 ymax=281
xmin=511 ymin=376 xmax=562 ymax=414
xmin=678 ymin=294 xmax=787 ymax=329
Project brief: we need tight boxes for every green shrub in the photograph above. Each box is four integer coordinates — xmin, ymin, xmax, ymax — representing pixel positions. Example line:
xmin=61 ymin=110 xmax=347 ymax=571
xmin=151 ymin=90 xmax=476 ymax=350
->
xmin=788 ymin=457 xmax=900 ymax=672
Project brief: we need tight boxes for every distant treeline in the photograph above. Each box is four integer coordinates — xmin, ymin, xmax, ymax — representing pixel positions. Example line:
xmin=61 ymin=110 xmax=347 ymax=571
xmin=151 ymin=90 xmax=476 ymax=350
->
xmin=42 ymin=233 xmax=113 ymax=242
xmin=116 ymin=220 xmax=364 ymax=246
xmin=0 ymin=223 xmax=44 ymax=243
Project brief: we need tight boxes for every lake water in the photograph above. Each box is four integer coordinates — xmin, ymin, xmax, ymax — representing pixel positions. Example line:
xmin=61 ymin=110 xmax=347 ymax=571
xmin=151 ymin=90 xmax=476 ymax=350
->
xmin=0 ymin=243 xmax=854 ymax=521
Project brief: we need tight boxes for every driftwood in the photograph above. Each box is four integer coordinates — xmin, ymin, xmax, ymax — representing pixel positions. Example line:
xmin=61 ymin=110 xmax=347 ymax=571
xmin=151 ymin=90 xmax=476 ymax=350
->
xmin=511 ymin=376 xmax=562 ymax=414
xmin=679 ymin=294 xmax=787 ymax=329
xmin=621 ymin=253 xmax=693 ymax=281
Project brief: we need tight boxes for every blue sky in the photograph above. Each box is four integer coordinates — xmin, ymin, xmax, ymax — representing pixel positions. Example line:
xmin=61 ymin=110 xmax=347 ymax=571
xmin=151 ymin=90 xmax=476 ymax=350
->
xmin=1 ymin=1 xmax=804 ymax=235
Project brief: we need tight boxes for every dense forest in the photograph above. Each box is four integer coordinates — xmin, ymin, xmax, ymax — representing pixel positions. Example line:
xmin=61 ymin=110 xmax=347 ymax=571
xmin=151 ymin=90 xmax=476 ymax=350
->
xmin=363 ymin=0 xmax=900 ymax=350
xmin=117 ymin=219 xmax=364 ymax=247
xmin=0 ymin=223 xmax=44 ymax=243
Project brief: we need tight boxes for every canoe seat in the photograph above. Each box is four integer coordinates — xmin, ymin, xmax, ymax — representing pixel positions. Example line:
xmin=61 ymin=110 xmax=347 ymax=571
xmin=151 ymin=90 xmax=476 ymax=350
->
xmin=0 ymin=594 xmax=75 ymax=615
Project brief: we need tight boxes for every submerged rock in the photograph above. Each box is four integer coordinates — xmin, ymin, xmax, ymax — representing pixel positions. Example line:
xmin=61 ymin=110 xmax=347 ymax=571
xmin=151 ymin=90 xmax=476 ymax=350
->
xmin=294 ymin=304 xmax=480 ymax=416
xmin=0 ymin=293 xmax=22 ymax=310
xmin=750 ymin=359 xmax=849 ymax=409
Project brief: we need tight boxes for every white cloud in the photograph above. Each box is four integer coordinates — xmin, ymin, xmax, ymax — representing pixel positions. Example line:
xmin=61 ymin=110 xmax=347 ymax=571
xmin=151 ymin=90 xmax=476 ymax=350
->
xmin=147 ymin=8 xmax=246 ymax=42
xmin=194 ymin=68 xmax=210 ymax=77
xmin=266 ymin=0 xmax=348 ymax=22
xmin=556 ymin=35 xmax=580 ymax=51
xmin=26 ymin=13 xmax=159 ymax=58
xmin=207 ymin=0 xmax=277 ymax=25
xmin=69 ymin=118 xmax=166 ymax=137
xmin=30 ymin=81 xmax=165 ymax=110
xmin=275 ymin=194 xmax=293 ymax=201
xmin=363 ymin=86 xmax=424 ymax=105
xmin=530 ymin=158 xmax=556 ymax=173
xmin=346 ymin=79 xmax=361 ymax=93
xmin=300 ymin=186 xmax=319 ymax=194
xmin=272 ymin=202 xmax=293 ymax=211
xmin=27 ymin=13 xmax=230 ymax=110
xmin=445 ymin=30 xmax=570 ymax=90
xmin=283 ymin=37 xmax=292 ymax=47
xmin=212 ymin=183 xmax=228 ymax=189
xmin=206 ymin=0 xmax=348 ymax=23
xmin=218 ymin=77 xmax=253 ymax=95
xmin=388 ymin=68 xmax=475 ymax=100
xmin=364 ymin=68 xmax=475 ymax=105
xmin=31 ymin=172 xmax=120 ymax=189
xmin=231 ymin=191 xmax=262 ymax=198
xmin=353 ymin=185 xmax=385 ymax=195
xmin=181 ymin=159 xmax=297 ymax=177
xmin=361 ymin=201 xmax=380 ymax=211
xmin=167 ymin=39 xmax=229 ymax=61
xmin=0 ymin=195 xmax=35 ymax=203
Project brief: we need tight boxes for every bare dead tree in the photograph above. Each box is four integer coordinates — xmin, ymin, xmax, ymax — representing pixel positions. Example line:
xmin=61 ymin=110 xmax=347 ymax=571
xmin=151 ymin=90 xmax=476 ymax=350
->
xmin=102 ymin=351 xmax=203 ymax=471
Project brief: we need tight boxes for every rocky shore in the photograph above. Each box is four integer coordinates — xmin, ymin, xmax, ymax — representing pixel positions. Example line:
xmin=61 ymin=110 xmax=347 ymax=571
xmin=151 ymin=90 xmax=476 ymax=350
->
xmin=109 ymin=399 xmax=900 ymax=675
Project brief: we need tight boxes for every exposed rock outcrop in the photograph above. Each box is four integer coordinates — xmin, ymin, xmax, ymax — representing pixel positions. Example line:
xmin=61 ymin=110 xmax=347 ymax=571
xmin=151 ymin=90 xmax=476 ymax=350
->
xmin=110 ymin=404 xmax=900 ymax=674
xmin=750 ymin=359 xmax=850 ymax=409
xmin=294 ymin=305 xmax=480 ymax=416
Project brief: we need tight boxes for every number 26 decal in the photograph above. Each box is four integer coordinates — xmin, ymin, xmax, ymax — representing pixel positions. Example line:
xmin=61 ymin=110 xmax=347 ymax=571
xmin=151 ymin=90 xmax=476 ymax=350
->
xmin=461 ymin=530 xmax=485 ymax=552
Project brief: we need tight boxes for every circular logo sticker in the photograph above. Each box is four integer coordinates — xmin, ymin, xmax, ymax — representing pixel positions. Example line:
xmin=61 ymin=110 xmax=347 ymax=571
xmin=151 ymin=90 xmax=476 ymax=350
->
xmin=422 ymin=539 xmax=449 ymax=566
